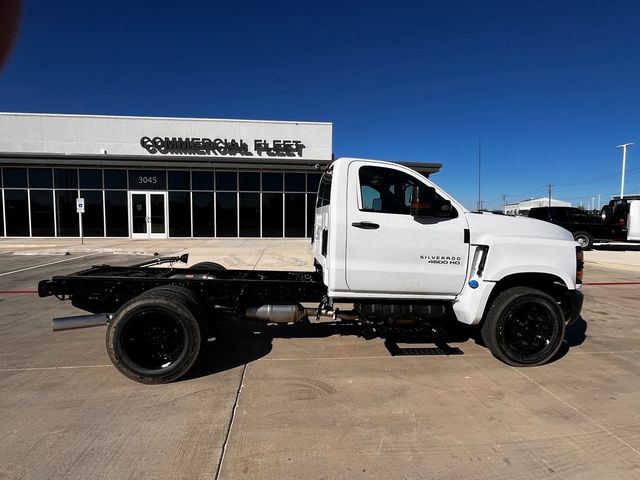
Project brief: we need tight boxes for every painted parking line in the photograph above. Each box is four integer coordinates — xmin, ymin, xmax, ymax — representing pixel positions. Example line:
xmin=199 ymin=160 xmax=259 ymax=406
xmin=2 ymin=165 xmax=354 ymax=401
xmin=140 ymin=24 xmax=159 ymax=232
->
xmin=0 ymin=252 xmax=102 ymax=277
xmin=0 ymin=364 xmax=112 ymax=372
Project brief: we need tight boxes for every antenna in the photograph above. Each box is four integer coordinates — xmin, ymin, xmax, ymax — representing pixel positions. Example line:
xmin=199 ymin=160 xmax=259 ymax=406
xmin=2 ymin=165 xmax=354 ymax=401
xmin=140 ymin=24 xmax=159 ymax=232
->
xmin=477 ymin=139 xmax=481 ymax=211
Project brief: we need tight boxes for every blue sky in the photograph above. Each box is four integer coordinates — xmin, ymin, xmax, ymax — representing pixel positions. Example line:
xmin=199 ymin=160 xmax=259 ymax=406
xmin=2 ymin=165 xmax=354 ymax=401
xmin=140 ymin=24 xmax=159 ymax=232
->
xmin=1 ymin=0 xmax=640 ymax=210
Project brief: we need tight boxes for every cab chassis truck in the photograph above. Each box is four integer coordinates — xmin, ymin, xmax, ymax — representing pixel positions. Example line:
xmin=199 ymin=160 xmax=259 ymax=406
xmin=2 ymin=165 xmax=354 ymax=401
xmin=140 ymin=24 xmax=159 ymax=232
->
xmin=39 ymin=158 xmax=584 ymax=384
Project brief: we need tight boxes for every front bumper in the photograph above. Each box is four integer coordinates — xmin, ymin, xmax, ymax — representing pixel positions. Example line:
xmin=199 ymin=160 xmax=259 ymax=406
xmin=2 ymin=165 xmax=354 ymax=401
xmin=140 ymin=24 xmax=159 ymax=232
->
xmin=565 ymin=289 xmax=584 ymax=326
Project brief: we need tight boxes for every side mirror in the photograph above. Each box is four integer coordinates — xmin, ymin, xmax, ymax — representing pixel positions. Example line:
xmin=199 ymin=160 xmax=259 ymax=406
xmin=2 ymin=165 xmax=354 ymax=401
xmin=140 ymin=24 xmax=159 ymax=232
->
xmin=410 ymin=185 xmax=453 ymax=217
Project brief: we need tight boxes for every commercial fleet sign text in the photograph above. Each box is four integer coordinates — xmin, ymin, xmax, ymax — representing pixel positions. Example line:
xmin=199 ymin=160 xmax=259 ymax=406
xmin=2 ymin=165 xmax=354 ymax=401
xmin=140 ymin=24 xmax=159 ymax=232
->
xmin=140 ymin=136 xmax=306 ymax=157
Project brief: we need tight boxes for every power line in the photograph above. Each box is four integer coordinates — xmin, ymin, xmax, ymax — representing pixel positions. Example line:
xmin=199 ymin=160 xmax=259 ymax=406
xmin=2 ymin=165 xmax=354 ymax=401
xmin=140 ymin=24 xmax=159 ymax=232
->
xmin=555 ymin=165 xmax=640 ymax=187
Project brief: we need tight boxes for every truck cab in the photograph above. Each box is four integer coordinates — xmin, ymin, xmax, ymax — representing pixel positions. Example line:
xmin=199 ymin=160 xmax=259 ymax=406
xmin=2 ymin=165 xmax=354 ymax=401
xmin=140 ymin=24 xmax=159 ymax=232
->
xmin=313 ymin=158 xmax=469 ymax=299
xmin=313 ymin=157 xmax=582 ymax=328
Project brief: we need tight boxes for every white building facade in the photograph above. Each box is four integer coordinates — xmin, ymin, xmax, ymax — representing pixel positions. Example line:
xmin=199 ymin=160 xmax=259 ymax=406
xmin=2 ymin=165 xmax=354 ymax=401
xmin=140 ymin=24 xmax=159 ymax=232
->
xmin=0 ymin=113 xmax=333 ymax=239
xmin=0 ymin=113 xmax=440 ymax=239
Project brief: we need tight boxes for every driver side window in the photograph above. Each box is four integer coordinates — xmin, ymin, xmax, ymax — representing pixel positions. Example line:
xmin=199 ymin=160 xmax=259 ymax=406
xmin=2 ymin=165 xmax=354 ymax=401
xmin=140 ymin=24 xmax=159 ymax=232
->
xmin=359 ymin=166 xmax=424 ymax=214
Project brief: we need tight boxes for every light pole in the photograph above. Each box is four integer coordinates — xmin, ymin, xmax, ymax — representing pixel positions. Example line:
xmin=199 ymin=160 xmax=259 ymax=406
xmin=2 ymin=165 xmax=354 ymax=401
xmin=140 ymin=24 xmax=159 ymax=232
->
xmin=617 ymin=143 xmax=634 ymax=199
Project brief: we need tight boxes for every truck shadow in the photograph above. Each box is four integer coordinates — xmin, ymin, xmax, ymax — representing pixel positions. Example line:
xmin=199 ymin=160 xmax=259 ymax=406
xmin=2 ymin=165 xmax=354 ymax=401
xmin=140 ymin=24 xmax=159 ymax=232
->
xmin=182 ymin=317 xmax=589 ymax=381
xmin=552 ymin=316 xmax=588 ymax=361
xmin=181 ymin=321 xmax=362 ymax=381
xmin=593 ymin=243 xmax=640 ymax=252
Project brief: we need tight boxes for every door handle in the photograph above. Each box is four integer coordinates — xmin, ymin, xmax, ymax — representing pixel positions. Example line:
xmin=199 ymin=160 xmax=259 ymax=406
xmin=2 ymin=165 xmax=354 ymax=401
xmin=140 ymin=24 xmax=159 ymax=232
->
xmin=352 ymin=221 xmax=380 ymax=230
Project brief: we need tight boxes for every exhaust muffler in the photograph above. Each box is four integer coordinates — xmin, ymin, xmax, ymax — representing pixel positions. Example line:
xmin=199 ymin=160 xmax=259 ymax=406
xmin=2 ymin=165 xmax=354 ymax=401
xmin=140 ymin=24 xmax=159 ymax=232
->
xmin=244 ymin=304 xmax=307 ymax=323
xmin=52 ymin=313 xmax=110 ymax=332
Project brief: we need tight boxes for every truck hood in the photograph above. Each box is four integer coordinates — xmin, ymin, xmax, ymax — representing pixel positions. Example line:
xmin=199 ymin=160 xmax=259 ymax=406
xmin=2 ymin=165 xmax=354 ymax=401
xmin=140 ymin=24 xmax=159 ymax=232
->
xmin=465 ymin=212 xmax=574 ymax=243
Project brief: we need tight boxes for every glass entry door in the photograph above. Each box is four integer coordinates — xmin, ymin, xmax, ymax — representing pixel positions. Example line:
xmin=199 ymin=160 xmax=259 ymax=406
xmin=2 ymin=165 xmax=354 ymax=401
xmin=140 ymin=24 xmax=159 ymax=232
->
xmin=129 ymin=192 xmax=168 ymax=239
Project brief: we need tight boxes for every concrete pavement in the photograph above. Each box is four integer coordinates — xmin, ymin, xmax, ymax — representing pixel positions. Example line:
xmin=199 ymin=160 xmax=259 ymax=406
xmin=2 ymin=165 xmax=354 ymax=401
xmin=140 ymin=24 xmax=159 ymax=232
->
xmin=0 ymin=241 xmax=639 ymax=479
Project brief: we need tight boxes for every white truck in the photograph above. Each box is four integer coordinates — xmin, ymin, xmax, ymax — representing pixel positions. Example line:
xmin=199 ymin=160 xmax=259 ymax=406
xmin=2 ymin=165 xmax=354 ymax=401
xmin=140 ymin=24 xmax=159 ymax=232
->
xmin=39 ymin=158 xmax=584 ymax=384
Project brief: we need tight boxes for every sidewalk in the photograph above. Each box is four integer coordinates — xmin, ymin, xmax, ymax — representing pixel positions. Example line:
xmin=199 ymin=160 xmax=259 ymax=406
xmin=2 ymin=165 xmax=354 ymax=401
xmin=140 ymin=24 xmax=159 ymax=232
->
xmin=587 ymin=246 xmax=640 ymax=273
xmin=0 ymin=238 xmax=314 ymax=270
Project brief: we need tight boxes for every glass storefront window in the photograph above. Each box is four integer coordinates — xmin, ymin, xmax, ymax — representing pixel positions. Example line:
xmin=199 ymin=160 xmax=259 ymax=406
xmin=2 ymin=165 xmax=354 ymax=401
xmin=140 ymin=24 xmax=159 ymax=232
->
xmin=29 ymin=168 xmax=53 ymax=188
xmin=216 ymin=172 xmax=237 ymax=191
xmin=307 ymin=193 xmax=317 ymax=237
xmin=55 ymin=169 xmax=78 ymax=189
xmin=285 ymin=193 xmax=305 ymax=237
xmin=0 ymin=166 xmax=319 ymax=239
xmin=262 ymin=193 xmax=283 ymax=237
xmin=285 ymin=173 xmax=306 ymax=192
xmin=239 ymin=172 xmax=260 ymax=191
xmin=192 ymin=171 xmax=214 ymax=190
xmin=169 ymin=192 xmax=191 ymax=237
xmin=81 ymin=190 xmax=104 ymax=236
xmin=193 ymin=192 xmax=215 ymax=237
xmin=169 ymin=171 xmax=190 ymax=190
xmin=262 ymin=172 xmax=282 ymax=191
xmin=80 ymin=169 xmax=103 ymax=189
xmin=307 ymin=173 xmax=321 ymax=192
xmin=104 ymin=170 xmax=127 ymax=189
xmin=30 ymin=190 xmax=55 ymax=236
xmin=4 ymin=168 xmax=28 ymax=188
xmin=105 ymin=191 xmax=128 ymax=237
xmin=56 ymin=190 xmax=79 ymax=236
xmin=239 ymin=193 xmax=260 ymax=237
xmin=5 ymin=190 xmax=29 ymax=236
xmin=216 ymin=192 xmax=237 ymax=237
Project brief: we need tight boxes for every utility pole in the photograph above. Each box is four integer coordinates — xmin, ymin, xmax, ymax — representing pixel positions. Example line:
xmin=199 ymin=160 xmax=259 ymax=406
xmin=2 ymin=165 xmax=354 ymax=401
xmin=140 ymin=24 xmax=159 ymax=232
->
xmin=548 ymin=184 xmax=552 ymax=207
xmin=617 ymin=143 xmax=633 ymax=199
xmin=477 ymin=138 xmax=482 ymax=211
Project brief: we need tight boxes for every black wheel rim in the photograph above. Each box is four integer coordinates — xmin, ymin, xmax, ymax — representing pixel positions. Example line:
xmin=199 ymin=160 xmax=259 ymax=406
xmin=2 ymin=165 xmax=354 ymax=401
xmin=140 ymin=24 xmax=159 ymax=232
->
xmin=121 ymin=310 xmax=187 ymax=371
xmin=501 ymin=302 xmax=556 ymax=360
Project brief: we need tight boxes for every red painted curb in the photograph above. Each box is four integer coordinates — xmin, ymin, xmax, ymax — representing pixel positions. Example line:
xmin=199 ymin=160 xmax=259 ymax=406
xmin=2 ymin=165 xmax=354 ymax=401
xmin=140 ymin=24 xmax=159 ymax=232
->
xmin=583 ymin=281 xmax=640 ymax=286
xmin=0 ymin=290 xmax=38 ymax=294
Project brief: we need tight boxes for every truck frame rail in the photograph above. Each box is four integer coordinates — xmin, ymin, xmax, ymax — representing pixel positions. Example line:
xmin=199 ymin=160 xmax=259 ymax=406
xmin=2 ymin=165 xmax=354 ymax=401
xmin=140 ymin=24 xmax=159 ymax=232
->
xmin=39 ymin=264 xmax=326 ymax=314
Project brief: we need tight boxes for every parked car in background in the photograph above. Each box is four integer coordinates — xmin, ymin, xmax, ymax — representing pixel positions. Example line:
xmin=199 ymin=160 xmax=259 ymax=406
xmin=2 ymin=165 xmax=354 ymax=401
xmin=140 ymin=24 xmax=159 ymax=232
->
xmin=528 ymin=206 xmax=625 ymax=250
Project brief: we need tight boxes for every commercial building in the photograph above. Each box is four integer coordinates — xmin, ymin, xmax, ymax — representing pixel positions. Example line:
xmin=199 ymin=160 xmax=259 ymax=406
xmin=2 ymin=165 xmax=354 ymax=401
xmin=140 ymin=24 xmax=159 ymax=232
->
xmin=0 ymin=113 xmax=441 ymax=239
xmin=504 ymin=197 xmax=571 ymax=216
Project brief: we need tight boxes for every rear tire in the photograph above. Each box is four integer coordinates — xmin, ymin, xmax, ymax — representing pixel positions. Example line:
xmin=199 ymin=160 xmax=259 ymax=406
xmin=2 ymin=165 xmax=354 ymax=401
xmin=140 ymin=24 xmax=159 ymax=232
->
xmin=191 ymin=261 xmax=226 ymax=270
xmin=573 ymin=231 xmax=594 ymax=250
xmin=481 ymin=287 xmax=565 ymax=367
xmin=106 ymin=287 xmax=202 ymax=384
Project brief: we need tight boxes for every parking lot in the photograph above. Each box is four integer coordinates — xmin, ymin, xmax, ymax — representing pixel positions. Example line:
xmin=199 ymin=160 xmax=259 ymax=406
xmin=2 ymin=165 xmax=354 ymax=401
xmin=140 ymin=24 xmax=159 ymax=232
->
xmin=1 ymin=240 xmax=640 ymax=479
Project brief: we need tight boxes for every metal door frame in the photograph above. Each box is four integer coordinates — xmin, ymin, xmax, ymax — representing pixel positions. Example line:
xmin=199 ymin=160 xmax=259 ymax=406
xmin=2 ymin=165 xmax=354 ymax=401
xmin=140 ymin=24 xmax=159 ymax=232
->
xmin=128 ymin=191 xmax=168 ymax=239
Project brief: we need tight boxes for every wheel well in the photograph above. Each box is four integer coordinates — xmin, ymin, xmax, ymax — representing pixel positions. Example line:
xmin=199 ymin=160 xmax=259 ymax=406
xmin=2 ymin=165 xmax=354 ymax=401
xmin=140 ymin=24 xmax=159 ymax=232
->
xmin=481 ymin=273 xmax=570 ymax=324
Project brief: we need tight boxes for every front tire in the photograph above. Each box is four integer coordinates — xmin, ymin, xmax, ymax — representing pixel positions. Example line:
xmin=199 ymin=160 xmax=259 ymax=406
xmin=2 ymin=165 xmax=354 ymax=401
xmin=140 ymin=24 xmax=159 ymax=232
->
xmin=481 ymin=287 xmax=565 ymax=366
xmin=573 ymin=231 xmax=594 ymax=250
xmin=106 ymin=288 xmax=202 ymax=384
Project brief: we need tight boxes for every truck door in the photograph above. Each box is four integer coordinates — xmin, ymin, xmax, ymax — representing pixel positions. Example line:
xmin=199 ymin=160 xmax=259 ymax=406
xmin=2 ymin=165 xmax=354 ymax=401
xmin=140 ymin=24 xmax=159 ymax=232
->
xmin=345 ymin=162 xmax=469 ymax=296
